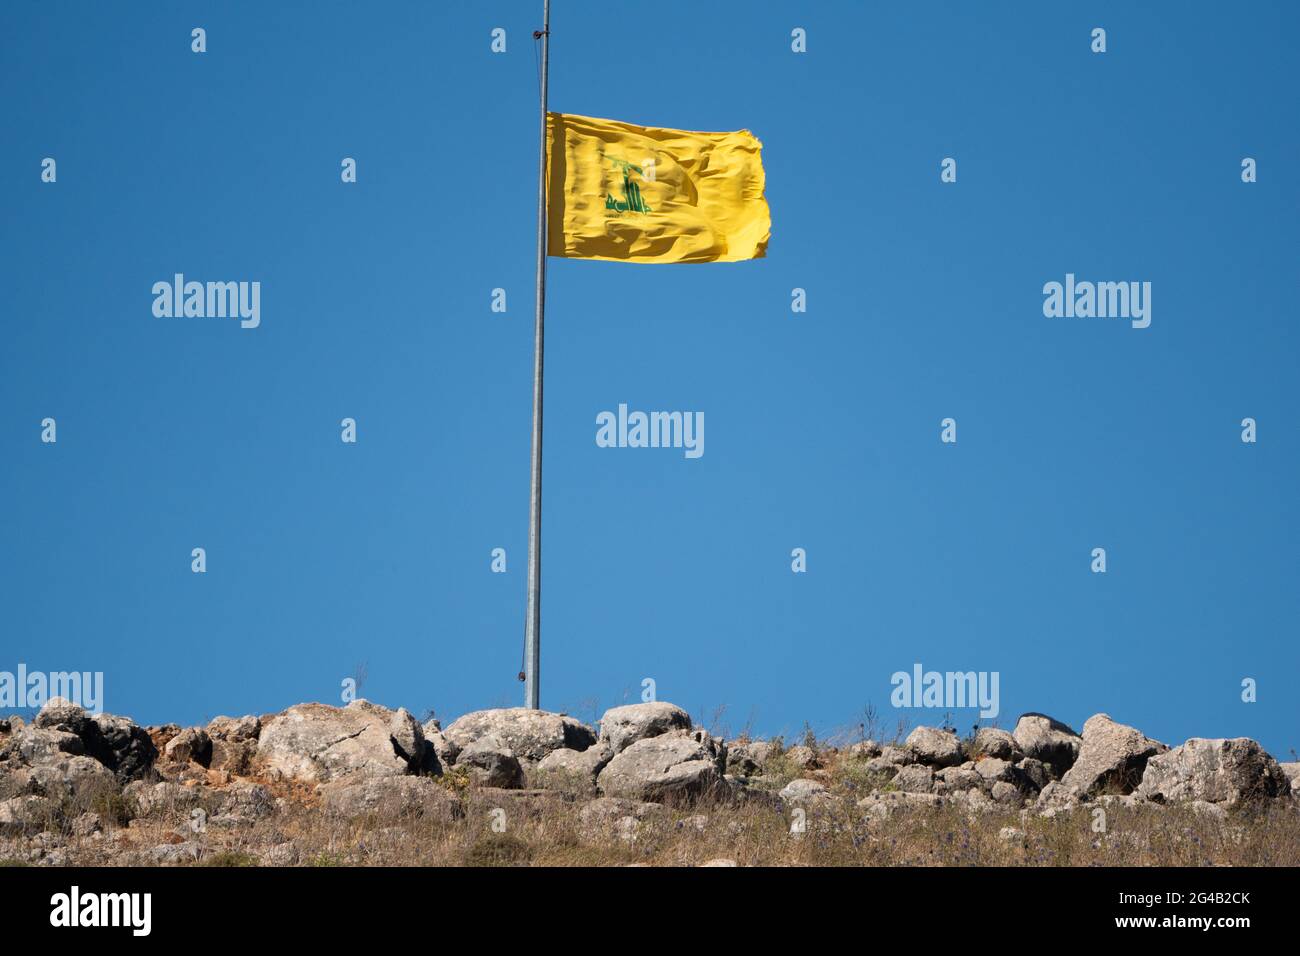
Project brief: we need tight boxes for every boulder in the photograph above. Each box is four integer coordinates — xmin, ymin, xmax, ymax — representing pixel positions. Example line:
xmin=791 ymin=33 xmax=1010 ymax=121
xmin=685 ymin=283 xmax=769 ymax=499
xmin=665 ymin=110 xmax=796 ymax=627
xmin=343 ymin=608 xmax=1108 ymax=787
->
xmin=879 ymin=745 xmax=915 ymax=766
xmin=596 ymin=730 xmax=724 ymax=803
xmin=1280 ymin=763 xmax=1300 ymax=789
xmin=860 ymin=757 xmax=901 ymax=779
xmin=32 ymin=698 xmax=97 ymax=737
xmin=255 ymin=700 xmax=426 ymax=783
xmin=990 ymin=781 xmax=1023 ymax=806
xmin=148 ymin=724 xmax=181 ymax=754
xmin=534 ymin=743 xmax=612 ymax=795
xmin=455 ymin=736 xmax=525 ymax=789
xmin=857 ymin=791 xmax=944 ymax=822
xmin=5 ymin=727 xmax=84 ymax=764
xmin=1015 ymin=757 xmax=1050 ymax=792
xmin=209 ymin=781 xmax=275 ymax=826
xmin=208 ymin=715 xmax=260 ymax=740
xmin=957 ymin=787 xmax=997 ymax=813
xmin=4 ymin=701 xmax=154 ymax=784
xmin=972 ymin=728 xmax=1021 ymax=761
xmin=893 ymin=764 xmax=935 ymax=794
xmin=422 ymin=721 xmax=461 ymax=774
xmin=1035 ymin=780 xmax=1082 ymax=814
xmin=726 ymin=741 xmax=774 ymax=776
xmin=974 ymin=757 xmax=1016 ymax=786
xmin=388 ymin=710 xmax=426 ymax=768
xmin=1012 ymin=713 xmax=1082 ymax=777
xmin=597 ymin=703 xmax=691 ymax=755
xmin=28 ymin=699 xmax=156 ymax=781
xmin=444 ymin=708 xmax=596 ymax=765
xmin=1136 ymin=738 xmax=1292 ymax=806
xmin=1060 ymin=714 xmax=1166 ymax=797
xmin=14 ymin=755 xmax=118 ymax=800
xmin=934 ymin=765 xmax=982 ymax=794
xmin=164 ymin=728 xmax=212 ymax=767
xmin=905 ymin=727 xmax=963 ymax=768
xmin=124 ymin=780 xmax=202 ymax=819
xmin=683 ymin=727 xmax=727 ymax=765
xmin=89 ymin=713 xmax=157 ymax=781
xmin=207 ymin=716 xmax=260 ymax=775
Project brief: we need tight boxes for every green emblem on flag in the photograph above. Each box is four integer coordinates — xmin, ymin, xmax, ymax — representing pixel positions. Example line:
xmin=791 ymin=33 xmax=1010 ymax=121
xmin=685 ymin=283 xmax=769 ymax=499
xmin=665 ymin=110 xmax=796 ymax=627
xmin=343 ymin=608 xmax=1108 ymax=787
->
xmin=605 ymin=158 xmax=652 ymax=214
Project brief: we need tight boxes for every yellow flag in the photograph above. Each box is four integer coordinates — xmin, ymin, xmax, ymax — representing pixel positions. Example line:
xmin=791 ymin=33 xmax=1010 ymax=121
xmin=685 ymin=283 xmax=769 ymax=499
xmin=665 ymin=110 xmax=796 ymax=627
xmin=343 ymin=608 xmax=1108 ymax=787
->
xmin=546 ymin=112 xmax=770 ymax=264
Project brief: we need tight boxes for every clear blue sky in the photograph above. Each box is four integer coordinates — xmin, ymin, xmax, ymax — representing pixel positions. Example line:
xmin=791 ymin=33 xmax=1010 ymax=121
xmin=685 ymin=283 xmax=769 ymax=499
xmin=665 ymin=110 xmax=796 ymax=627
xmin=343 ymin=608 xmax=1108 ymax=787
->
xmin=3 ymin=2 xmax=1297 ymax=757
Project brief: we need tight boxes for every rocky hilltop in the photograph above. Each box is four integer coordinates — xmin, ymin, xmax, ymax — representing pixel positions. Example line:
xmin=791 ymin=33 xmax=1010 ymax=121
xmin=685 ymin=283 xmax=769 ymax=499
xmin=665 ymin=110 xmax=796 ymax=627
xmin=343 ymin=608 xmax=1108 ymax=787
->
xmin=1 ymin=698 xmax=1297 ymax=866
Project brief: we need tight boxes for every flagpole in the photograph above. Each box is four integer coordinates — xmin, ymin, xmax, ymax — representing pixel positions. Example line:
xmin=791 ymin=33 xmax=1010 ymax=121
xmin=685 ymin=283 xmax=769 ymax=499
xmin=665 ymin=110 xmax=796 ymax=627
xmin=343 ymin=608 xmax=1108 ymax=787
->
xmin=524 ymin=0 xmax=550 ymax=710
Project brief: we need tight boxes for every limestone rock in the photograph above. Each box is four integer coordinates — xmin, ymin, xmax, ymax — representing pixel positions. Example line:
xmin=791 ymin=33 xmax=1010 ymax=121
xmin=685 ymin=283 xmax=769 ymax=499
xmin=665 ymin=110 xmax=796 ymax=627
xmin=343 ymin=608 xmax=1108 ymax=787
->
xmin=1035 ymin=780 xmax=1082 ymax=815
xmin=879 ymin=745 xmax=915 ymax=766
xmin=534 ymin=743 xmax=612 ymax=795
xmin=857 ymin=790 xmax=944 ymax=823
xmin=726 ymin=740 xmax=775 ymax=776
xmin=974 ymin=757 xmax=1017 ymax=786
xmin=444 ymin=708 xmax=596 ymax=765
xmin=905 ymin=727 xmax=963 ymax=768
xmin=455 ymin=736 xmax=525 ymax=789
xmin=861 ymin=757 xmax=901 ymax=780
xmin=596 ymin=730 xmax=724 ymax=803
xmin=29 ymin=698 xmax=156 ymax=781
xmin=1137 ymin=738 xmax=1291 ymax=806
xmin=597 ymin=702 xmax=691 ymax=755
xmin=934 ymin=765 xmax=982 ymax=794
xmin=893 ymin=764 xmax=935 ymax=793
xmin=164 ymin=728 xmax=213 ymax=767
xmin=1015 ymin=757 xmax=1050 ymax=792
xmin=972 ymin=727 xmax=1022 ymax=761
xmin=207 ymin=715 xmax=260 ymax=775
xmin=1060 ymin=714 xmax=1166 ymax=797
xmin=1012 ymin=713 xmax=1082 ymax=777
xmin=210 ymin=781 xmax=274 ymax=825
xmin=255 ymin=700 xmax=425 ymax=783
xmin=991 ymin=781 xmax=1023 ymax=806
xmin=124 ymin=780 xmax=203 ymax=820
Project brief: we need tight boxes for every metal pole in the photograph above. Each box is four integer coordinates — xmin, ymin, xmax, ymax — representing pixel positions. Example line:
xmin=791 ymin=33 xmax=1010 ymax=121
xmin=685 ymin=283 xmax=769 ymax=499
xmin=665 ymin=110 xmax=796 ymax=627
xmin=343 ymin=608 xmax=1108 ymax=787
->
xmin=524 ymin=0 xmax=550 ymax=710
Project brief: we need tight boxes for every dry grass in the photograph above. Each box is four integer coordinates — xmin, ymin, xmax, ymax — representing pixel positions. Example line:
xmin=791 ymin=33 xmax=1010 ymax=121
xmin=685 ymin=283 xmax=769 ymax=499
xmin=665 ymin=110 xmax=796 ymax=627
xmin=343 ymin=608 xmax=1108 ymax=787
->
xmin=8 ymin=779 xmax=1297 ymax=868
